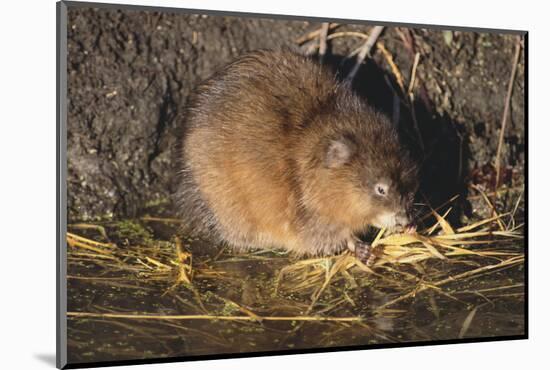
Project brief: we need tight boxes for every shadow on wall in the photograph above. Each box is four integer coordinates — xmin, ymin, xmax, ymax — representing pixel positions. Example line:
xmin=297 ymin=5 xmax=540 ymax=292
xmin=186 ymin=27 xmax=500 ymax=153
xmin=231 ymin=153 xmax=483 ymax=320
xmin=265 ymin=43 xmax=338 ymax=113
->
xmin=324 ymin=53 xmax=472 ymax=226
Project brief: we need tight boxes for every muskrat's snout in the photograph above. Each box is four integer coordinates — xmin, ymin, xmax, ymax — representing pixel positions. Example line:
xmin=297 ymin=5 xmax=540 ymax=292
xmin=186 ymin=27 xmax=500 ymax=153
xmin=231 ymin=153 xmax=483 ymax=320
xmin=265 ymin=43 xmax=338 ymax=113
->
xmin=395 ymin=211 xmax=410 ymax=229
xmin=372 ymin=207 xmax=415 ymax=231
xmin=395 ymin=211 xmax=417 ymax=234
xmin=386 ymin=202 xmax=418 ymax=233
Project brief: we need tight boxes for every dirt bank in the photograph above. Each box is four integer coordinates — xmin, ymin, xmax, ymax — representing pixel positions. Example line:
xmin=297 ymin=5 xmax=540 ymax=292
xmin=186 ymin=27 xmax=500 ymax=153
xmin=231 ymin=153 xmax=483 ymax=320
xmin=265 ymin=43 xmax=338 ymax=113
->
xmin=66 ymin=6 xmax=525 ymax=221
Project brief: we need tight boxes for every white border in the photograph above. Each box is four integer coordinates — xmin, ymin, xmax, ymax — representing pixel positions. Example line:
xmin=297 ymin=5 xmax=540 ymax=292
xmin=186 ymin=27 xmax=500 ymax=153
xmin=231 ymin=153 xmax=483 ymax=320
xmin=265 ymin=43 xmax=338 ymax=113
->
xmin=2 ymin=0 xmax=546 ymax=369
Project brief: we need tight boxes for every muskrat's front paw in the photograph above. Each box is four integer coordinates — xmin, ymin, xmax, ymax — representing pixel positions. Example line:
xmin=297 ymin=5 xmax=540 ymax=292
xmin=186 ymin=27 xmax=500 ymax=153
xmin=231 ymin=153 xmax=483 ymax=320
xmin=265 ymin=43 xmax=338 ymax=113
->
xmin=404 ymin=224 xmax=417 ymax=234
xmin=354 ymin=242 xmax=377 ymax=266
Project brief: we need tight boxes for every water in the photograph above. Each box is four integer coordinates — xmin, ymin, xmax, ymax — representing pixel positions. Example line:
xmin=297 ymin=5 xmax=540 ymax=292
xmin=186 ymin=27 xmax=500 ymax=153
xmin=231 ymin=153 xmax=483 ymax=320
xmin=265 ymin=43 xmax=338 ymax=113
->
xmin=66 ymin=219 xmax=525 ymax=365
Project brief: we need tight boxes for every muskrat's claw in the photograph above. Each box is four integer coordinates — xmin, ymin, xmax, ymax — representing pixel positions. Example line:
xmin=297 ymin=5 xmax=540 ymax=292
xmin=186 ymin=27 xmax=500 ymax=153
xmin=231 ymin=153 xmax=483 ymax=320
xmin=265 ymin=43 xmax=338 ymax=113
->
xmin=354 ymin=242 xmax=377 ymax=266
xmin=404 ymin=224 xmax=417 ymax=234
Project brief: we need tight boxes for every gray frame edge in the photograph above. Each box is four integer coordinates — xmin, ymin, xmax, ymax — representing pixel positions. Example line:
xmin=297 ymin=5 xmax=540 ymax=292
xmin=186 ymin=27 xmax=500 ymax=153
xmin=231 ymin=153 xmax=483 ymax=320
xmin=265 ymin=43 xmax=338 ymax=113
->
xmin=57 ymin=1 xmax=68 ymax=369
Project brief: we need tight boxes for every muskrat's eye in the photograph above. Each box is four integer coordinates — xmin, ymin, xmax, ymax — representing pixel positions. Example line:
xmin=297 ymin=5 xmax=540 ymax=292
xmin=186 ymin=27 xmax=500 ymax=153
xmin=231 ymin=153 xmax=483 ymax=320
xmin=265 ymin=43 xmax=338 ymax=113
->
xmin=374 ymin=183 xmax=389 ymax=197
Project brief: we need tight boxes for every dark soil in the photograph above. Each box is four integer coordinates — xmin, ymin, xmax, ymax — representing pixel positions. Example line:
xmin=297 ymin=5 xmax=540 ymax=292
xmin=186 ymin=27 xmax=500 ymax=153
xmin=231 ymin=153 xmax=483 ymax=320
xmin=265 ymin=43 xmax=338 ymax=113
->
xmin=66 ymin=6 xmax=525 ymax=222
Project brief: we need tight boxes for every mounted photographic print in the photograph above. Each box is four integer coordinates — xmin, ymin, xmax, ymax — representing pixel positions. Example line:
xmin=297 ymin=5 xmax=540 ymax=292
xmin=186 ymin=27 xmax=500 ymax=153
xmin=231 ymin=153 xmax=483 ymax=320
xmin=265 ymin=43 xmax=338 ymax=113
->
xmin=57 ymin=1 xmax=527 ymax=368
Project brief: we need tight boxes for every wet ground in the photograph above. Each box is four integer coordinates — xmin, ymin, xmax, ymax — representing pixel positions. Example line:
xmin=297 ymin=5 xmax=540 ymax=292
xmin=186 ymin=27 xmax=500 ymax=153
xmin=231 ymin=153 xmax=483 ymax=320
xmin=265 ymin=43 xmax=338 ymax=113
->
xmin=66 ymin=205 xmax=524 ymax=365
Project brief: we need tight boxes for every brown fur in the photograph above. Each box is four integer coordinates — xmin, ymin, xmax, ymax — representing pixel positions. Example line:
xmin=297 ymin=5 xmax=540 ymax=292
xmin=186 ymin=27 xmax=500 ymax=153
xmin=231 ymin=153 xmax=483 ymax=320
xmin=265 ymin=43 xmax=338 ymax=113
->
xmin=175 ymin=49 xmax=419 ymax=256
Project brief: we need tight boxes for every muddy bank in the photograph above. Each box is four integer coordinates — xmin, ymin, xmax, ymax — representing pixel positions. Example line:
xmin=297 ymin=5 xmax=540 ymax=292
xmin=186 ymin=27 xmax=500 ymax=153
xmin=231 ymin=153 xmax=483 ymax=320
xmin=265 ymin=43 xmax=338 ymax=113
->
xmin=66 ymin=6 xmax=525 ymax=221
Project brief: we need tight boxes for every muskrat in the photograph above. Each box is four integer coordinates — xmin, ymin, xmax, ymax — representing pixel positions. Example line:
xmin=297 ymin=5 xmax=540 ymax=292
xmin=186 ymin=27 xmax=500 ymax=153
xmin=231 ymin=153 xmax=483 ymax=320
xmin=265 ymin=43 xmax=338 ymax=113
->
xmin=175 ymin=49 xmax=419 ymax=264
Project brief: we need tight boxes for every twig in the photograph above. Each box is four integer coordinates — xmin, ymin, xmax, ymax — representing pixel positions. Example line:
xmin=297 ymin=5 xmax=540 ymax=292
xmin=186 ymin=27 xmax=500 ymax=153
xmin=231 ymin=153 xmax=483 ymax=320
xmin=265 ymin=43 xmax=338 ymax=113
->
xmin=376 ymin=255 xmax=524 ymax=310
xmin=67 ymin=311 xmax=365 ymax=322
xmin=396 ymin=27 xmax=416 ymax=55
xmin=407 ymin=53 xmax=421 ymax=96
xmin=306 ymin=32 xmax=371 ymax=56
xmin=345 ymin=26 xmax=385 ymax=83
xmin=378 ymin=42 xmax=405 ymax=93
xmin=318 ymin=22 xmax=330 ymax=63
xmin=66 ymin=232 xmax=115 ymax=248
xmin=458 ymin=305 xmax=479 ymax=338
xmin=68 ymin=223 xmax=109 ymax=240
xmin=417 ymin=194 xmax=460 ymax=223
xmin=140 ymin=216 xmax=184 ymax=224
xmin=507 ymin=188 xmax=525 ymax=229
xmin=495 ymin=36 xmax=522 ymax=191
xmin=328 ymin=31 xmax=369 ymax=40
xmin=215 ymin=294 xmax=262 ymax=321
xmin=295 ymin=23 xmax=339 ymax=45
xmin=378 ymin=44 xmax=423 ymax=144
xmin=471 ymin=184 xmax=506 ymax=231
xmin=67 ymin=236 xmax=114 ymax=256
xmin=395 ymin=28 xmax=433 ymax=113
xmin=407 ymin=52 xmax=425 ymax=152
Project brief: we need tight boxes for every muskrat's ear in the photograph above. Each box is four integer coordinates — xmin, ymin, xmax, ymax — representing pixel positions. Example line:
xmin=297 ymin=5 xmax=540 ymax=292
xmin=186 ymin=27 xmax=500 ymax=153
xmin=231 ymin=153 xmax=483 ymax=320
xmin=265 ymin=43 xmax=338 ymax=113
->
xmin=325 ymin=138 xmax=355 ymax=168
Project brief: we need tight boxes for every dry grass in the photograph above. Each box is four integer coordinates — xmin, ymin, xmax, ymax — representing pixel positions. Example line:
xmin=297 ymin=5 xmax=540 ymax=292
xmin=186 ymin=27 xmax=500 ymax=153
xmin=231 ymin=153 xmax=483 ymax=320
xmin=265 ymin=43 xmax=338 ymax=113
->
xmin=66 ymin=186 xmax=524 ymax=324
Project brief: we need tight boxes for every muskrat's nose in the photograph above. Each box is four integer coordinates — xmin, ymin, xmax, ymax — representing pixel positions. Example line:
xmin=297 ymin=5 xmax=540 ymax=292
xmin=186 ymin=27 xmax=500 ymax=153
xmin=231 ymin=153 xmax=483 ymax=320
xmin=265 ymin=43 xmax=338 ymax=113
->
xmin=395 ymin=212 xmax=409 ymax=228
xmin=395 ymin=212 xmax=416 ymax=233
